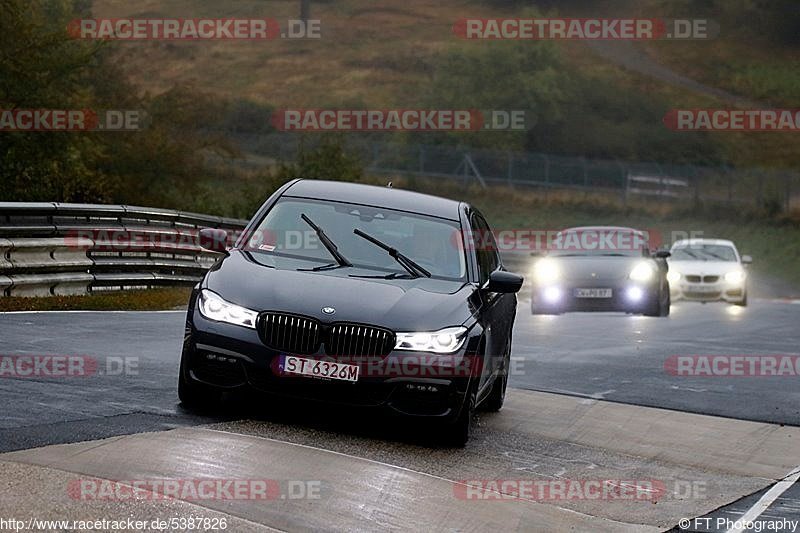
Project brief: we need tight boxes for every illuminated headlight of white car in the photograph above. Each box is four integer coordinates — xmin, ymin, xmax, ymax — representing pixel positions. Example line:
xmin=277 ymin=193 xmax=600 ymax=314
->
xmin=198 ymin=289 xmax=258 ymax=328
xmin=666 ymin=270 xmax=681 ymax=284
xmin=629 ymin=262 xmax=656 ymax=282
xmin=395 ymin=326 xmax=468 ymax=354
xmin=533 ymin=258 xmax=560 ymax=284
xmin=724 ymin=270 xmax=746 ymax=284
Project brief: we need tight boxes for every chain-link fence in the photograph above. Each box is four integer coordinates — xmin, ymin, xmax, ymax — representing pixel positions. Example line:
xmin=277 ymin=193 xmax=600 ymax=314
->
xmin=231 ymin=133 xmax=798 ymax=212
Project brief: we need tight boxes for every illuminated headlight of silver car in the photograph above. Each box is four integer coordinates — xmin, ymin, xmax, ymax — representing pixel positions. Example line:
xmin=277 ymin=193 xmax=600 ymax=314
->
xmin=198 ymin=289 xmax=258 ymax=329
xmin=533 ymin=258 xmax=560 ymax=284
xmin=629 ymin=262 xmax=656 ymax=282
xmin=395 ymin=326 xmax=468 ymax=354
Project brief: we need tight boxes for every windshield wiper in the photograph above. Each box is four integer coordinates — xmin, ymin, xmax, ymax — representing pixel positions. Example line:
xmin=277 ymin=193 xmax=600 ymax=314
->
xmin=678 ymin=249 xmax=702 ymax=260
xmin=297 ymin=262 xmax=347 ymax=272
xmin=349 ymin=272 xmax=415 ymax=280
xmin=353 ymin=229 xmax=431 ymax=278
xmin=301 ymin=214 xmax=352 ymax=268
xmin=702 ymin=251 xmax=730 ymax=261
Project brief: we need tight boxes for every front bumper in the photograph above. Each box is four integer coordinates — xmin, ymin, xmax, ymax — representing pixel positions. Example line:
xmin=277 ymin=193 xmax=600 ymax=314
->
xmin=532 ymin=280 xmax=658 ymax=314
xmin=180 ymin=305 xmax=479 ymax=419
xmin=671 ymin=281 xmax=745 ymax=302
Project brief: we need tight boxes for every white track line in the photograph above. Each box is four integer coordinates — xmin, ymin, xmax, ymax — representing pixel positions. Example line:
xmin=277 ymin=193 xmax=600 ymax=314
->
xmin=725 ymin=466 xmax=800 ymax=532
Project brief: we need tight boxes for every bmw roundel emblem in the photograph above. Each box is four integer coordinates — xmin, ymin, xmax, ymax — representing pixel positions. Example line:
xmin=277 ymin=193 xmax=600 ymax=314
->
xmin=322 ymin=306 xmax=336 ymax=315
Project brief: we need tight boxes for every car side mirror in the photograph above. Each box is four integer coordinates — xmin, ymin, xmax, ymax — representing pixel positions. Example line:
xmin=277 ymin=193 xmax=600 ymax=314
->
xmin=199 ymin=228 xmax=229 ymax=254
xmin=741 ymin=255 xmax=753 ymax=265
xmin=653 ymin=250 xmax=671 ymax=259
xmin=483 ymin=270 xmax=524 ymax=293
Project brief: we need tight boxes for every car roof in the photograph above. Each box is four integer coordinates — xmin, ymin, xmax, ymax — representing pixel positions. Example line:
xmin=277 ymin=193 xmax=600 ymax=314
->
xmin=282 ymin=180 xmax=463 ymax=221
xmin=671 ymin=238 xmax=736 ymax=247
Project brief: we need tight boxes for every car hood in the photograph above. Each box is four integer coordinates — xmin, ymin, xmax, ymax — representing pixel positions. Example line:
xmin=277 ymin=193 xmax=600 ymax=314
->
xmin=202 ymin=250 xmax=477 ymax=331
xmin=548 ymin=256 xmax=648 ymax=281
xmin=667 ymin=259 xmax=741 ymax=276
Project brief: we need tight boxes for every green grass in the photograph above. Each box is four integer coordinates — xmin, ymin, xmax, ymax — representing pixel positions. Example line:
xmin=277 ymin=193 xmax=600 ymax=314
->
xmin=398 ymin=177 xmax=800 ymax=290
xmin=0 ymin=287 xmax=192 ymax=312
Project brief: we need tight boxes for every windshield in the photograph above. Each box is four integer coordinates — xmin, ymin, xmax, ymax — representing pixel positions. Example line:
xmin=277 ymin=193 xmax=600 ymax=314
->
xmin=547 ymin=229 xmax=649 ymax=258
xmin=671 ymin=244 xmax=737 ymax=262
xmin=246 ymin=198 xmax=466 ymax=280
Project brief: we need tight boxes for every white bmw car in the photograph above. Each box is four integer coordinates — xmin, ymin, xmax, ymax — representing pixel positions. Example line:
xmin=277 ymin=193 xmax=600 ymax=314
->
xmin=667 ymin=239 xmax=752 ymax=306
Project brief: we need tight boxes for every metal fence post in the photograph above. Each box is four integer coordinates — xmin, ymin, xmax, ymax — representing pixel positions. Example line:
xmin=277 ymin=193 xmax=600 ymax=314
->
xmin=727 ymin=167 xmax=733 ymax=204
xmin=616 ymin=161 xmax=627 ymax=207
xmin=582 ymin=157 xmax=588 ymax=188
xmin=372 ymin=143 xmax=380 ymax=169
xmin=786 ymin=172 xmax=792 ymax=212
xmin=756 ymin=172 xmax=763 ymax=209
xmin=543 ymin=154 xmax=550 ymax=185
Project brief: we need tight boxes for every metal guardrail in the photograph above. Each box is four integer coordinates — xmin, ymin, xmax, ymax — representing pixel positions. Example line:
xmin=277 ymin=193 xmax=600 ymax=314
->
xmin=626 ymin=173 xmax=690 ymax=198
xmin=0 ymin=203 xmax=248 ymax=297
xmin=0 ymin=201 xmax=534 ymax=297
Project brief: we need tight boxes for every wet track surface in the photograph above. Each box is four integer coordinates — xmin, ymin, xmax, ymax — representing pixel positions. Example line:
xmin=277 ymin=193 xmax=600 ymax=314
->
xmin=1 ymin=298 xmax=798 ymax=452
xmin=1 ymin=300 xmax=799 ymax=531
xmin=513 ymin=299 xmax=800 ymax=425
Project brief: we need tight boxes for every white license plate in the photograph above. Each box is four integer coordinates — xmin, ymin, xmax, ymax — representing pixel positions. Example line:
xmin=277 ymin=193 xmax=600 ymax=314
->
xmin=574 ymin=288 xmax=613 ymax=298
xmin=283 ymin=355 xmax=359 ymax=382
xmin=686 ymin=284 xmax=717 ymax=292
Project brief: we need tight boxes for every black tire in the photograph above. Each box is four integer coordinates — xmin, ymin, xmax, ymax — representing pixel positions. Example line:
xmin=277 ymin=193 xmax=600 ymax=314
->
xmin=440 ymin=382 xmax=476 ymax=447
xmin=482 ymin=372 xmax=507 ymax=412
xmin=178 ymin=358 xmax=221 ymax=408
xmin=482 ymin=343 xmax=510 ymax=412
xmin=734 ymin=290 xmax=748 ymax=307
xmin=644 ymin=282 xmax=670 ymax=317
xmin=659 ymin=289 xmax=671 ymax=316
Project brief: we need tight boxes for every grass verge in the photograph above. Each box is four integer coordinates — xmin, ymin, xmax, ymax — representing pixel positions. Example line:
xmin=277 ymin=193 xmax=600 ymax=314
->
xmin=0 ymin=288 xmax=192 ymax=312
xmin=399 ymin=177 xmax=800 ymax=291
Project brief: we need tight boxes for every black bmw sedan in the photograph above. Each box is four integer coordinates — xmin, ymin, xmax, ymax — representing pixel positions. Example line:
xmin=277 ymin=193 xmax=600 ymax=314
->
xmin=178 ymin=179 xmax=523 ymax=445
xmin=530 ymin=226 xmax=671 ymax=316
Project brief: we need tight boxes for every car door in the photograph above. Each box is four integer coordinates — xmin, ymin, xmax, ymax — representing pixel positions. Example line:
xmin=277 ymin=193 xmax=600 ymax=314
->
xmin=470 ymin=211 xmax=512 ymax=396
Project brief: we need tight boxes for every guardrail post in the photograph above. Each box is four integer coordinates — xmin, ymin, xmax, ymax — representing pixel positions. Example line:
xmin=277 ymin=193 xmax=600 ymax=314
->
xmin=0 ymin=238 xmax=12 ymax=271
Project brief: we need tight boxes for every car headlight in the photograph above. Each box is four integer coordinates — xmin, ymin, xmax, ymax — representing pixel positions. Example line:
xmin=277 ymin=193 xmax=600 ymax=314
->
xmin=629 ymin=262 xmax=656 ymax=282
xmin=395 ymin=326 xmax=468 ymax=354
xmin=667 ymin=270 xmax=681 ymax=284
xmin=533 ymin=259 xmax=560 ymax=284
xmin=724 ymin=270 xmax=745 ymax=284
xmin=198 ymin=289 xmax=258 ymax=328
